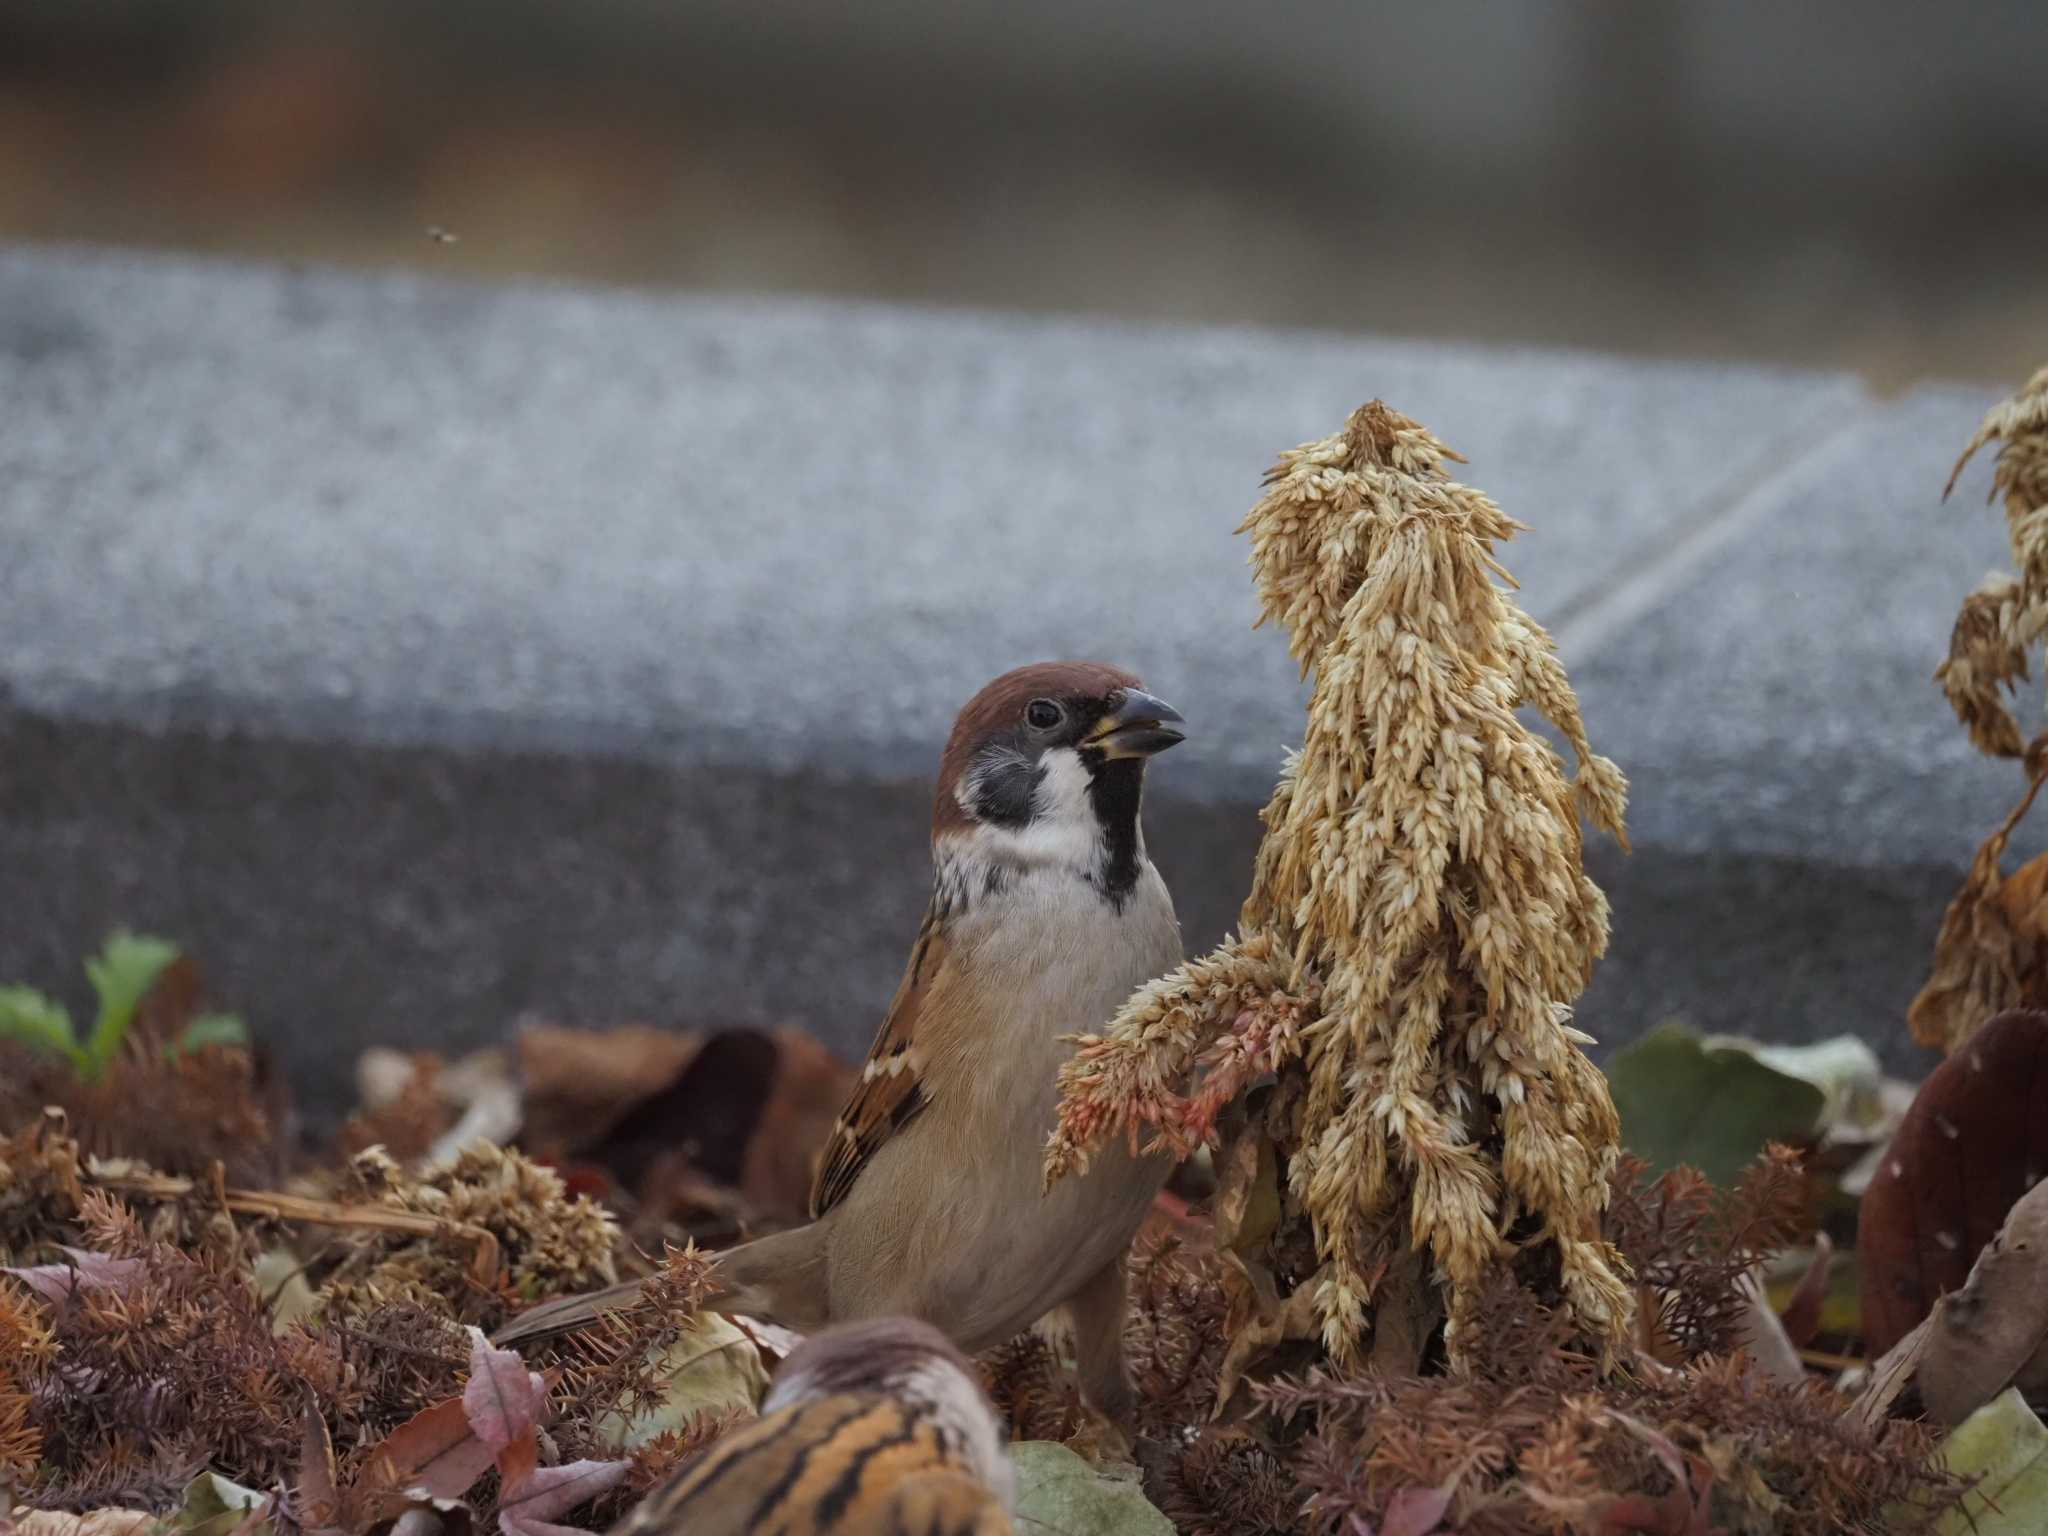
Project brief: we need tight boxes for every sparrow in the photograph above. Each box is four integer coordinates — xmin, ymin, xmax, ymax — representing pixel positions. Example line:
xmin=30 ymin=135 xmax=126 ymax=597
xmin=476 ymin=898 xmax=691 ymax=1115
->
xmin=609 ymin=1316 xmax=1014 ymax=1536
xmin=497 ymin=661 xmax=1187 ymax=1418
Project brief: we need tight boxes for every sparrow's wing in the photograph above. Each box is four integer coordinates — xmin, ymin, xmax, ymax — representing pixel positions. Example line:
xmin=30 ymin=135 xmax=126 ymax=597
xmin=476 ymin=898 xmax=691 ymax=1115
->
xmin=810 ymin=900 xmax=946 ymax=1218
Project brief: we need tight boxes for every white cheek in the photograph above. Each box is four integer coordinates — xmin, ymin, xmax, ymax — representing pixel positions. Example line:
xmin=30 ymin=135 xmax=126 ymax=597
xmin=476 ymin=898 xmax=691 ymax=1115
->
xmin=990 ymin=748 xmax=1099 ymax=870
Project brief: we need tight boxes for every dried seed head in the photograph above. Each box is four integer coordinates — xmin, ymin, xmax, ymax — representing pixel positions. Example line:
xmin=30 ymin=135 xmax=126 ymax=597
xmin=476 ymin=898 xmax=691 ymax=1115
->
xmin=1050 ymin=399 xmax=1633 ymax=1366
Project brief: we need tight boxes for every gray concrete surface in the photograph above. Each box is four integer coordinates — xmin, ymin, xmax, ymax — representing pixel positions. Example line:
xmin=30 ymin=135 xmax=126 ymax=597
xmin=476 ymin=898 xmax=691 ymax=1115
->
xmin=0 ymin=244 xmax=2025 ymax=1123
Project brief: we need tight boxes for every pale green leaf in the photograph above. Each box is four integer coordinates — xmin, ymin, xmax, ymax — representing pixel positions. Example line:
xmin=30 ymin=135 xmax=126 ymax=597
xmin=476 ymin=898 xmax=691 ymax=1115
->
xmin=1607 ymin=1020 xmax=1825 ymax=1187
xmin=169 ymin=1013 xmax=250 ymax=1056
xmin=1011 ymin=1441 xmax=1174 ymax=1536
xmin=589 ymin=1312 xmax=769 ymax=1451
xmin=172 ymin=1470 xmax=273 ymax=1536
xmin=1928 ymin=1388 xmax=2048 ymax=1534
xmin=0 ymin=986 xmax=81 ymax=1065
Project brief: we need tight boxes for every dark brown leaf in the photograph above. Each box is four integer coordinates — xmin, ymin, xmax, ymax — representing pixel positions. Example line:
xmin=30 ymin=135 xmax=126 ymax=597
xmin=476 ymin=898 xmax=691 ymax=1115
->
xmin=514 ymin=1019 xmax=702 ymax=1154
xmin=1858 ymin=1008 xmax=2048 ymax=1354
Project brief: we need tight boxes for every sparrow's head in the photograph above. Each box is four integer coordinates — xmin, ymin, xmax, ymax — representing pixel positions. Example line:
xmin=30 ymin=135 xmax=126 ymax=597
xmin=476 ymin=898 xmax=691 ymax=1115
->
xmin=932 ymin=661 xmax=1184 ymax=890
xmin=761 ymin=1317 xmax=1014 ymax=1509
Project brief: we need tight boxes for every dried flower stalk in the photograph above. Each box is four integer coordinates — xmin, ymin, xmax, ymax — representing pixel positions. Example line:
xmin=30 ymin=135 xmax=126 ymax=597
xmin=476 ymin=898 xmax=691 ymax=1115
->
xmin=1049 ymin=400 xmax=1633 ymax=1367
xmin=1915 ymin=365 xmax=2048 ymax=1053
xmin=1936 ymin=365 xmax=2048 ymax=761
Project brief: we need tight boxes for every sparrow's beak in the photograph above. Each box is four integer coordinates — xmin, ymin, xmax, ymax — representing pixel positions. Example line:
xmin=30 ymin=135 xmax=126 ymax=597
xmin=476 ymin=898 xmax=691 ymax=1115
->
xmin=1086 ymin=688 xmax=1186 ymax=760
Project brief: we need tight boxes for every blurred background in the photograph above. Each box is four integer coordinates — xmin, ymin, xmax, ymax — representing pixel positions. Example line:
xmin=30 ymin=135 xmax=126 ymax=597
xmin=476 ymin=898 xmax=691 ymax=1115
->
xmin=4 ymin=0 xmax=2045 ymax=390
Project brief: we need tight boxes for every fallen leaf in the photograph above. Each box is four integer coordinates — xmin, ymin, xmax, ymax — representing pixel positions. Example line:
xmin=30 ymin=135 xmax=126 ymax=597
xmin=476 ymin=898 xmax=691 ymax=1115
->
xmin=496 ymin=1459 xmax=629 ymax=1525
xmin=1211 ymin=1132 xmax=1280 ymax=1257
xmin=297 ymin=1400 xmax=339 ymax=1532
xmin=1011 ymin=1440 xmax=1174 ymax=1535
xmin=495 ymin=1428 xmax=538 ymax=1499
xmin=1210 ymin=1260 xmax=1320 ymax=1417
xmin=372 ymin=1398 xmax=496 ymax=1501
xmin=462 ymin=1328 xmax=545 ymax=1451
xmin=172 ymin=1472 xmax=272 ymax=1536
xmin=514 ymin=1019 xmax=701 ymax=1153
xmin=252 ymin=1248 xmax=320 ymax=1334
xmin=1733 ymin=1269 xmax=1806 ymax=1387
xmin=738 ymin=1030 xmax=857 ymax=1220
xmin=1711 ymin=1034 xmax=1889 ymax=1134
xmin=1606 ymin=1022 xmax=1826 ymax=1187
xmin=1913 ymin=1177 xmax=2048 ymax=1424
xmin=3 ymin=1248 xmax=145 ymax=1304
xmin=1926 ymin=1389 xmax=2048 ymax=1534
xmin=1857 ymin=1008 xmax=2048 ymax=1355
xmin=589 ymin=1030 xmax=782 ymax=1194
xmin=590 ymin=1311 xmax=768 ymax=1451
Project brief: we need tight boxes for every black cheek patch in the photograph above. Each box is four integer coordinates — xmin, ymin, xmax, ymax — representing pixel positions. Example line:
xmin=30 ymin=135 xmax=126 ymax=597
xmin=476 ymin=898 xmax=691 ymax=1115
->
xmin=970 ymin=751 xmax=1041 ymax=829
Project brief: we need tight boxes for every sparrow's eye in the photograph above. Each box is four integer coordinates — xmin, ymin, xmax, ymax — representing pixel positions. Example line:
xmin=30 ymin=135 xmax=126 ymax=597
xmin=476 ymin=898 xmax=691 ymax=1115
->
xmin=1026 ymin=699 xmax=1064 ymax=731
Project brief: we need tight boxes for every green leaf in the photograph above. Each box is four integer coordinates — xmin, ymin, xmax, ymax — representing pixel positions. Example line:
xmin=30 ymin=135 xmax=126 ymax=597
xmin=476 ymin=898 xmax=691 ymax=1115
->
xmin=1010 ymin=1442 xmax=1174 ymax=1536
xmin=81 ymin=931 xmax=180 ymax=1077
xmin=1706 ymin=1032 xmax=1895 ymax=1139
xmin=0 ymin=985 xmax=82 ymax=1067
xmin=1926 ymin=1389 xmax=2048 ymax=1534
xmin=168 ymin=1012 xmax=250 ymax=1057
xmin=1607 ymin=1020 xmax=1826 ymax=1187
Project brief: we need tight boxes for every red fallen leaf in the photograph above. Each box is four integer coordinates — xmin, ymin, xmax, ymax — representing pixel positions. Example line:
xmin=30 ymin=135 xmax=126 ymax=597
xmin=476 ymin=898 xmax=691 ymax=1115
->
xmin=370 ymin=1397 xmax=496 ymax=1501
xmin=462 ymin=1328 xmax=545 ymax=1451
xmin=495 ymin=1426 xmax=538 ymax=1496
xmin=1857 ymin=1007 xmax=2048 ymax=1354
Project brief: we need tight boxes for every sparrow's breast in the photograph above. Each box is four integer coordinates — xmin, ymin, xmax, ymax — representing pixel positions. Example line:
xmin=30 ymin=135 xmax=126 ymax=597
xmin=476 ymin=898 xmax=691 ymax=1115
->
xmin=833 ymin=858 xmax=1182 ymax=1347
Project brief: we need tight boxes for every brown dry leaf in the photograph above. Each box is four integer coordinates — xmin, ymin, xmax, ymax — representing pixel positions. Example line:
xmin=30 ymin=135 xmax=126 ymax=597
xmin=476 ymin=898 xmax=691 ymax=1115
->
xmin=582 ymin=1027 xmax=852 ymax=1225
xmin=1854 ymin=1175 xmax=2048 ymax=1429
xmin=737 ymin=1030 xmax=855 ymax=1221
xmin=1211 ymin=1132 xmax=1280 ymax=1258
xmin=514 ymin=1020 xmax=701 ymax=1154
xmin=1911 ymin=795 xmax=2048 ymax=1054
xmin=1914 ymin=1176 xmax=2048 ymax=1424
xmin=1367 ymin=1244 xmax=1441 ymax=1377
xmin=1858 ymin=1008 xmax=2048 ymax=1354
xmin=297 ymin=1398 xmax=340 ymax=1532
xmin=1211 ymin=1258 xmax=1320 ymax=1415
